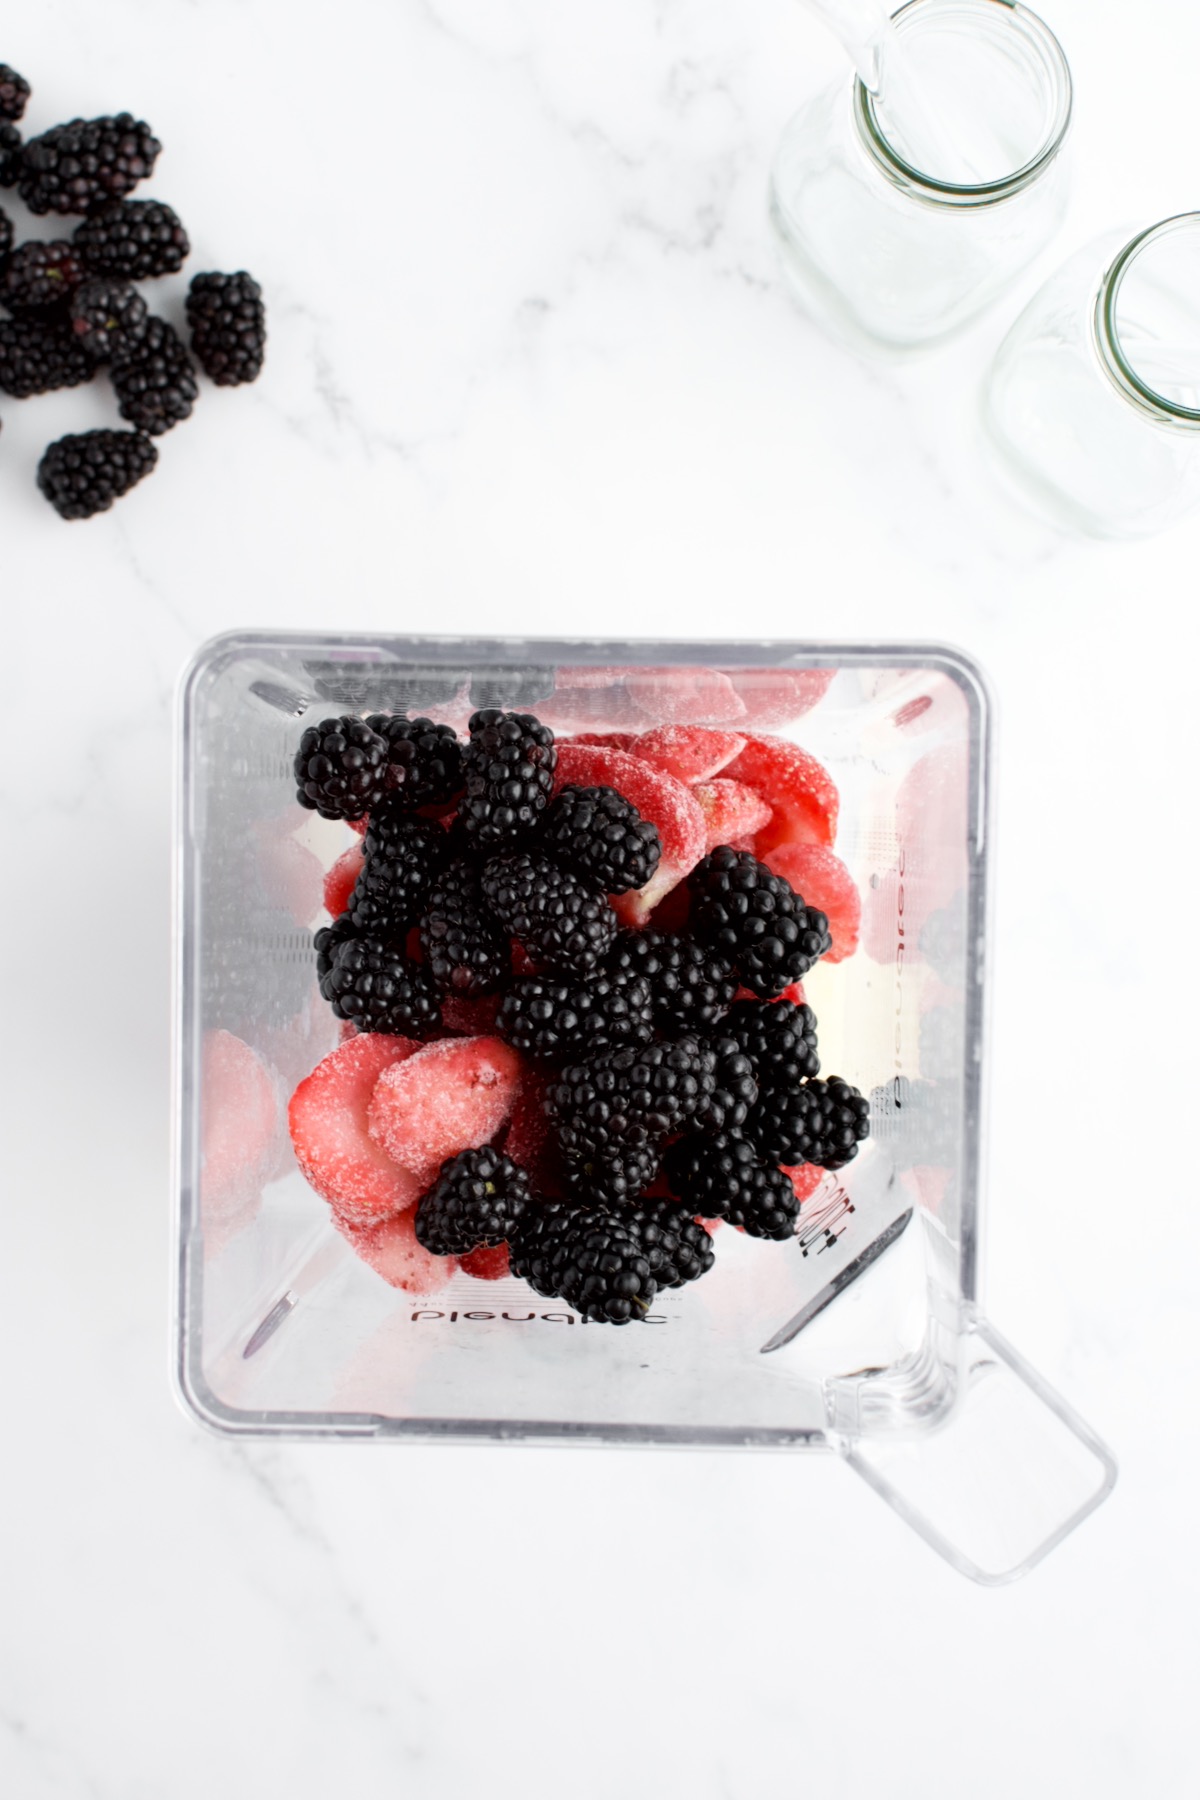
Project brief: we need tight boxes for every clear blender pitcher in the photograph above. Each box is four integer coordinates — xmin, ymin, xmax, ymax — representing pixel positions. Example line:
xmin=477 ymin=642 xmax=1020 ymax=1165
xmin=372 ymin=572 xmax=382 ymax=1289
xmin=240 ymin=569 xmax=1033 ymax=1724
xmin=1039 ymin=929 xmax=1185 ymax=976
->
xmin=174 ymin=633 xmax=1115 ymax=1583
xmin=769 ymin=0 xmax=1073 ymax=353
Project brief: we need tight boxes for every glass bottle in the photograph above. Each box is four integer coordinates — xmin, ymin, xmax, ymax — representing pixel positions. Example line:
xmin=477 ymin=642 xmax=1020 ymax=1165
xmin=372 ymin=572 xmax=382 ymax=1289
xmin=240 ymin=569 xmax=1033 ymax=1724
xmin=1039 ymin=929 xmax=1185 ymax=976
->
xmin=983 ymin=213 xmax=1200 ymax=538
xmin=769 ymin=0 xmax=1073 ymax=354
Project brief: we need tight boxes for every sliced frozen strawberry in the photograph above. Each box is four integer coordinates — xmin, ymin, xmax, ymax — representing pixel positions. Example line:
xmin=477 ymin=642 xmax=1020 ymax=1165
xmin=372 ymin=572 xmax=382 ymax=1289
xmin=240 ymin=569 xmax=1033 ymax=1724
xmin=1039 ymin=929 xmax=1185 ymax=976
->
xmin=503 ymin=1073 xmax=562 ymax=1192
xmin=629 ymin=725 xmax=747 ymax=785
xmin=725 ymin=669 xmax=835 ymax=728
xmin=338 ymin=1019 xmax=359 ymax=1044
xmin=782 ymin=1163 xmax=826 ymax=1206
xmin=625 ymin=666 xmax=747 ymax=726
xmin=288 ymin=1033 xmax=423 ymax=1224
xmin=764 ymin=842 xmax=861 ymax=963
xmin=338 ymin=1207 xmax=459 ymax=1293
xmin=441 ymin=993 xmax=502 ymax=1037
xmin=692 ymin=778 xmax=773 ymax=854
xmin=461 ymin=1242 xmax=512 ymax=1281
xmin=349 ymin=816 xmax=369 ymax=837
xmin=697 ymin=1217 xmax=725 ymax=1235
xmin=323 ymin=844 xmax=363 ymax=918
xmin=510 ymin=940 xmax=537 ymax=976
xmin=367 ymin=1035 xmax=523 ymax=1181
xmin=553 ymin=743 xmax=705 ymax=927
xmin=724 ymin=734 xmax=839 ymax=854
xmin=202 ymin=1029 xmax=278 ymax=1214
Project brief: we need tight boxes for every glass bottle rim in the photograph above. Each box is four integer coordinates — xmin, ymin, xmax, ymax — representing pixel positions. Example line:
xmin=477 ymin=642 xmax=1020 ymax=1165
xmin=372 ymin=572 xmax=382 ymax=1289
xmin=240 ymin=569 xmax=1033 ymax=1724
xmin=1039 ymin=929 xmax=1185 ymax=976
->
xmin=854 ymin=0 xmax=1073 ymax=209
xmin=1093 ymin=215 xmax=1200 ymax=431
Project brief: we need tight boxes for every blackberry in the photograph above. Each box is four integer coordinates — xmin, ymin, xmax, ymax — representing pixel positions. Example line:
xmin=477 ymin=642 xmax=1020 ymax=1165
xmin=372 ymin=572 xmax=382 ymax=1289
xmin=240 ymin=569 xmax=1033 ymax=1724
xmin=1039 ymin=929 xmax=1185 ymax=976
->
xmin=664 ymin=1133 xmax=800 ymax=1241
xmin=721 ymin=998 xmax=821 ymax=1085
xmin=37 ymin=428 xmax=156 ymax=520
xmin=542 ymin=1210 xmax=657 ymax=1324
xmin=320 ymin=935 xmax=441 ymax=1036
xmin=547 ymin=1037 xmax=717 ymax=1167
xmin=482 ymin=852 xmax=616 ymax=976
xmin=693 ymin=1036 xmax=758 ymax=1133
xmin=747 ymin=1076 xmax=870 ymax=1170
xmin=607 ymin=929 xmax=737 ymax=1032
xmin=622 ymin=1200 xmax=716 ymax=1288
xmin=496 ymin=968 xmax=653 ymax=1063
xmin=414 ymin=1147 xmax=532 ymax=1257
xmin=2 ymin=239 xmax=85 ymax=310
xmin=688 ymin=847 xmax=832 ymax=998
xmin=314 ymin=912 xmax=361 ymax=989
xmin=0 ymin=65 xmax=30 ymax=124
xmin=509 ymin=1200 xmax=588 ymax=1296
xmin=540 ymin=785 xmax=661 ymax=895
xmin=460 ymin=708 xmax=556 ymax=848
xmin=74 ymin=199 xmax=190 ymax=280
xmin=418 ymin=858 xmax=510 ymax=997
xmin=0 ymin=205 xmax=11 ymax=270
xmin=294 ymin=714 xmax=391 ymax=821
xmin=0 ymin=314 xmax=94 ymax=397
xmin=561 ymin=1141 xmax=661 ymax=1208
xmin=0 ymin=123 xmax=20 ymax=190
xmin=363 ymin=714 xmax=463 ymax=810
xmin=186 ymin=270 xmax=266 ymax=385
xmin=68 ymin=277 xmax=148 ymax=360
xmin=110 ymin=316 xmax=198 ymax=435
xmin=19 ymin=114 xmax=161 ymax=215
xmin=347 ymin=817 xmax=448 ymax=937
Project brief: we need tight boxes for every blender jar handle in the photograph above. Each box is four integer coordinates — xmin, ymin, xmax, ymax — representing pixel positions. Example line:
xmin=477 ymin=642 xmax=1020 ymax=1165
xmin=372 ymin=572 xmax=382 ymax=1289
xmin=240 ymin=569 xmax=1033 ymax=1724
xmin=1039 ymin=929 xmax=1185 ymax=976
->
xmin=827 ymin=1310 xmax=1117 ymax=1584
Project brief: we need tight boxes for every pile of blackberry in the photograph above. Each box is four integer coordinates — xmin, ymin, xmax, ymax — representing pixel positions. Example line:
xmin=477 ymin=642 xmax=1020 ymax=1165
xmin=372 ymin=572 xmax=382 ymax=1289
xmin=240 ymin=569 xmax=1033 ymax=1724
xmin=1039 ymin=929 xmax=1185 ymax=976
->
xmin=0 ymin=61 xmax=266 ymax=519
xmin=298 ymin=706 xmax=871 ymax=1323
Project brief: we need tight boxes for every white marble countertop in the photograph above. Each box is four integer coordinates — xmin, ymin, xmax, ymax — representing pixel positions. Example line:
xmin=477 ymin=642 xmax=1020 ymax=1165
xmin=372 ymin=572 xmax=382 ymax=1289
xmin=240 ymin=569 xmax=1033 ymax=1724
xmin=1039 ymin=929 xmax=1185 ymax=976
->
xmin=3 ymin=2 xmax=1198 ymax=1794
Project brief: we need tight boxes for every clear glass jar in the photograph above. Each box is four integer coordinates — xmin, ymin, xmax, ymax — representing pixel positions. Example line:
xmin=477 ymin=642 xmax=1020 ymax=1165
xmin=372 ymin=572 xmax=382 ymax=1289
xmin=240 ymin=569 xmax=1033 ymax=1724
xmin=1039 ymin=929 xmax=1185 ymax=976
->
xmin=769 ymin=0 xmax=1072 ymax=354
xmin=983 ymin=214 xmax=1200 ymax=538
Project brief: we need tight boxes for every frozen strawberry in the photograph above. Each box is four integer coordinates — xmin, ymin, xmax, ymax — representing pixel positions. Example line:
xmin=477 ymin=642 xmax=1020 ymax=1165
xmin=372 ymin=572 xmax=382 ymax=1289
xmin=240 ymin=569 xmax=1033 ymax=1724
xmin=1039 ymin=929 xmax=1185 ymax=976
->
xmin=692 ymin=778 xmax=773 ymax=854
xmin=323 ymin=844 xmax=363 ymax=918
xmin=503 ymin=1073 xmax=562 ymax=1192
xmin=782 ymin=1163 xmax=825 ymax=1206
xmin=201 ymin=1029 xmax=278 ymax=1214
xmin=697 ymin=1217 xmax=725 ymax=1235
xmin=724 ymin=669 xmax=835 ymax=728
xmin=349 ymin=815 xmax=369 ymax=837
xmin=367 ymin=1035 xmax=523 ymax=1181
xmin=764 ymin=843 xmax=861 ymax=963
xmin=724 ymin=734 xmax=839 ymax=854
xmin=629 ymin=725 xmax=746 ymax=785
xmin=553 ymin=743 xmax=705 ymax=927
xmin=255 ymin=826 xmax=327 ymax=927
xmin=338 ymin=1019 xmax=359 ymax=1043
xmin=339 ymin=1207 xmax=459 ymax=1293
xmin=288 ymin=1033 xmax=424 ymax=1224
xmin=625 ymin=666 xmax=747 ymax=726
xmin=461 ymin=1242 xmax=512 ymax=1281
xmin=441 ymin=993 xmax=502 ymax=1036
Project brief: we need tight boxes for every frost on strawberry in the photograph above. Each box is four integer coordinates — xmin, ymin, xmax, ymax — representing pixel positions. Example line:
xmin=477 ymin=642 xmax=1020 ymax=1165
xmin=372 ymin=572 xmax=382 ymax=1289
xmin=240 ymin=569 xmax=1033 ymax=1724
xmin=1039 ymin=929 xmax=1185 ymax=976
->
xmin=287 ymin=1032 xmax=424 ymax=1225
xmin=628 ymin=725 xmax=746 ymax=785
xmin=723 ymin=734 xmax=839 ymax=855
xmin=366 ymin=1035 xmax=523 ymax=1181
